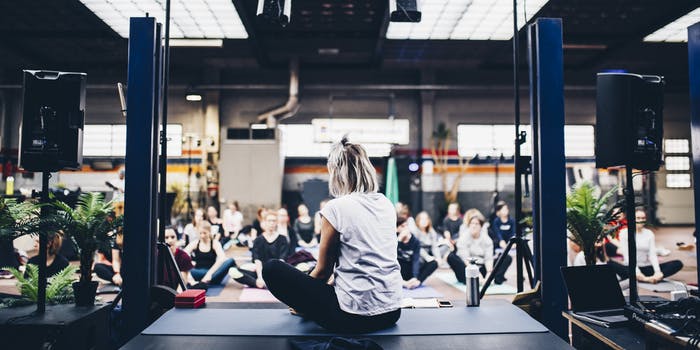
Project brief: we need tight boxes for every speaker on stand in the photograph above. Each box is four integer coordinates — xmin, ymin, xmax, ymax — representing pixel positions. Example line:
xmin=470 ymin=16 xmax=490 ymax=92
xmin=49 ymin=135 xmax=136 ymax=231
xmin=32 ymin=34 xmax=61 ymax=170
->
xmin=595 ymin=72 xmax=664 ymax=306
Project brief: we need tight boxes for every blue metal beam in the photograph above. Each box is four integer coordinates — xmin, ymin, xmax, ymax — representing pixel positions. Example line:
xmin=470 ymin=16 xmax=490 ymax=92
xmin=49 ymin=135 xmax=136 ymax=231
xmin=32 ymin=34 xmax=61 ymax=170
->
xmin=529 ymin=18 xmax=568 ymax=339
xmin=688 ymin=22 xmax=700 ymax=286
xmin=123 ymin=16 xmax=159 ymax=339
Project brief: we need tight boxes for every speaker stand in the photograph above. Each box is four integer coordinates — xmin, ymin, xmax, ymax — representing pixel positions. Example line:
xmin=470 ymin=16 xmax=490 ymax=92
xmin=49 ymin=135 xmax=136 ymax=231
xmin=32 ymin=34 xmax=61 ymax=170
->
xmin=624 ymin=164 xmax=639 ymax=304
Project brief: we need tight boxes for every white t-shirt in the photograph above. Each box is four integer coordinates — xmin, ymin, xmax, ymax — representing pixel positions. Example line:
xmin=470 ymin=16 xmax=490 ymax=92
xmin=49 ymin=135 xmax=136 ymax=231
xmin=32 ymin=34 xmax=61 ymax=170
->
xmin=619 ymin=228 xmax=661 ymax=274
xmin=321 ymin=192 xmax=403 ymax=316
xmin=223 ymin=209 xmax=243 ymax=233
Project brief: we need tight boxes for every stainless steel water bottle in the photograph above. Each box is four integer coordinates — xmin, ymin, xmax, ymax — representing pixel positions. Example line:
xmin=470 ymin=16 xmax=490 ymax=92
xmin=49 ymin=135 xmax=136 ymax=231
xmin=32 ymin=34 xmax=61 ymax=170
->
xmin=465 ymin=262 xmax=480 ymax=307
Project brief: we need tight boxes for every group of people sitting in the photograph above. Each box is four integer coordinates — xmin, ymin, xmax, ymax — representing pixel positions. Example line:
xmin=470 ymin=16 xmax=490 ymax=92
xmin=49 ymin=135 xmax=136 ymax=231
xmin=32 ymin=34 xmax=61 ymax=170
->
xmin=568 ymin=209 xmax=684 ymax=284
xmin=168 ymin=201 xmax=325 ymax=289
xmin=394 ymin=201 xmax=515 ymax=289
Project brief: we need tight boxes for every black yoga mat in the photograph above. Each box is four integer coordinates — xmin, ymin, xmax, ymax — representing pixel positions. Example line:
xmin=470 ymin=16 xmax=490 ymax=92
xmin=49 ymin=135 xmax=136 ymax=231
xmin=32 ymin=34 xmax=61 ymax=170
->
xmin=142 ymin=301 xmax=548 ymax=336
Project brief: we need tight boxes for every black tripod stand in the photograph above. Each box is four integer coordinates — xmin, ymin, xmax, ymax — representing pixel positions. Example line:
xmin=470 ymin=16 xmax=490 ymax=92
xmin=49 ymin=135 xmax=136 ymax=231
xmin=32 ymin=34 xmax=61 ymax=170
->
xmin=480 ymin=132 xmax=535 ymax=297
xmin=478 ymin=0 xmax=536 ymax=298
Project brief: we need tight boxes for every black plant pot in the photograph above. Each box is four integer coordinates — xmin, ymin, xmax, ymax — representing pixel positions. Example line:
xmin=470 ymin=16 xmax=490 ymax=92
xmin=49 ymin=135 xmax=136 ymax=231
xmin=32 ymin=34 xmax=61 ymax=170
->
xmin=73 ymin=281 xmax=98 ymax=306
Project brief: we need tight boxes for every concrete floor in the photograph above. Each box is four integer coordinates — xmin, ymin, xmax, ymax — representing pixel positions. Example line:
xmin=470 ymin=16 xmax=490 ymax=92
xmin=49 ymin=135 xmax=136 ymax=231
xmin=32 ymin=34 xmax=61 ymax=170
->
xmin=0 ymin=226 xmax=696 ymax=304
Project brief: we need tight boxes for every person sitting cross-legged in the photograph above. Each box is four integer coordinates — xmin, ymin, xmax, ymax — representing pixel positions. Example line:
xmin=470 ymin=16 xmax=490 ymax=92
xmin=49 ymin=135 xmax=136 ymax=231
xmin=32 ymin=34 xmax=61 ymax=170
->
xmin=447 ymin=213 xmax=512 ymax=285
xmin=228 ymin=210 xmax=290 ymax=289
xmin=184 ymin=221 xmax=236 ymax=286
xmin=397 ymin=216 xmax=438 ymax=289
xmin=608 ymin=210 xmax=683 ymax=284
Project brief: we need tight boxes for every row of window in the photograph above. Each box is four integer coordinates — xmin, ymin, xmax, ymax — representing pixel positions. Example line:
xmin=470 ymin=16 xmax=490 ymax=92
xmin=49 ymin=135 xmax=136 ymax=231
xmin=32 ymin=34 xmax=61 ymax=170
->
xmin=80 ymin=123 xmax=694 ymax=190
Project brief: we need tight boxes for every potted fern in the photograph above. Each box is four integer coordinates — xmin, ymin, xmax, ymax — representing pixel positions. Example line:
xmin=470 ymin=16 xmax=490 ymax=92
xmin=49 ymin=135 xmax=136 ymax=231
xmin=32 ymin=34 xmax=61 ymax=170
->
xmin=2 ymin=265 xmax=78 ymax=308
xmin=53 ymin=192 xmax=122 ymax=306
xmin=566 ymin=182 xmax=623 ymax=266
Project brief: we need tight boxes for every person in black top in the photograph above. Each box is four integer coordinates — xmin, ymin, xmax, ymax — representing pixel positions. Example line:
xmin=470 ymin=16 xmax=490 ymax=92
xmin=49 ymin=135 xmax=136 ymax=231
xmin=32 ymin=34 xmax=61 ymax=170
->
xmin=229 ymin=211 xmax=289 ymax=288
xmin=277 ymin=207 xmax=297 ymax=254
xmin=442 ymin=202 xmax=463 ymax=242
xmin=492 ymin=201 xmax=515 ymax=249
xmin=94 ymin=232 xmax=124 ymax=285
xmin=28 ymin=231 xmax=69 ymax=277
xmin=184 ymin=221 xmax=236 ymax=285
xmin=294 ymin=204 xmax=318 ymax=249
xmin=397 ymin=216 xmax=438 ymax=289
xmin=207 ymin=206 xmax=225 ymax=243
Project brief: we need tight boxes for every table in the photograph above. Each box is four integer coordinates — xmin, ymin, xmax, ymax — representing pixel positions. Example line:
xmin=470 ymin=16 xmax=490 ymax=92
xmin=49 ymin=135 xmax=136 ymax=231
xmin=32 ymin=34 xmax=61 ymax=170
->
xmin=0 ymin=302 xmax=111 ymax=350
xmin=123 ymin=301 xmax=572 ymax=350
xmin=563 ymin=309 xmax=700 ymax=349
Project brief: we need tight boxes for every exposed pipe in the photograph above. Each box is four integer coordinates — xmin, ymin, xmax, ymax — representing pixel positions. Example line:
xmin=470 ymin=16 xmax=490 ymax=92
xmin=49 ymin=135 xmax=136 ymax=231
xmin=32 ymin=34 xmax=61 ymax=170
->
xmin=256 ymin=58 xmax=299 ymax=126
xmin=0 ymin=83 xmax=597 ymax=91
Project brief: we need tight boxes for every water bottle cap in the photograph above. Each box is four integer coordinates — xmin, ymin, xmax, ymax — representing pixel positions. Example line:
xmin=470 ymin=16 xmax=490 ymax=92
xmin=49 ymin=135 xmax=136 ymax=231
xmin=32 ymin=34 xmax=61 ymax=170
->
xmin=465 ymin=263 xmax=480 ymax=278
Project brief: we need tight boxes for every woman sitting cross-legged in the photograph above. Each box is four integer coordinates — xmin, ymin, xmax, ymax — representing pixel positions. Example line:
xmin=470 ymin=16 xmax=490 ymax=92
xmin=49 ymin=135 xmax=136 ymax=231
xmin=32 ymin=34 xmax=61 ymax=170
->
xmin=609 ymin=209 xmax=683 ymax=284
xmin=447 ymin=213 xmax=512 ymax=285
xmin=397 ymin=216 xmax=438 ymax=289
xmin=184 ymin=221 xmax=236 ymax=286
xmin=262 ymin=137 xmax=402 ymax=333
xmin=228 ymin=210 xmax=290 ymax=289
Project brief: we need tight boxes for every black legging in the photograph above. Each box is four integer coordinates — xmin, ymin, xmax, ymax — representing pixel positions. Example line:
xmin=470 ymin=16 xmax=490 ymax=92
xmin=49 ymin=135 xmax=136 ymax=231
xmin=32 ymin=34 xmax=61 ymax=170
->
xmin=608 ymin=260 xmax=684 ymax=281
xmin=262 ymin=260 xmax=401 ymax=333
xmin=447 ymin=252 xmax=512 ymax=285
xmin=94 ymin=263 xmax=116 ymax=283
xmin=232 ymin=268 xmax=259 ymax=288
xmin=399 ymin=260 xmax=438 ymax=283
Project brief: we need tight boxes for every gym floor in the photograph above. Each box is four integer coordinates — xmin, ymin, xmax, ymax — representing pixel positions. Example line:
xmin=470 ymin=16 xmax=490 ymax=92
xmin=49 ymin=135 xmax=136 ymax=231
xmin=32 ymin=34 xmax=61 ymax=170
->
xmin=0 ymin=226 xmax=695 ymax=303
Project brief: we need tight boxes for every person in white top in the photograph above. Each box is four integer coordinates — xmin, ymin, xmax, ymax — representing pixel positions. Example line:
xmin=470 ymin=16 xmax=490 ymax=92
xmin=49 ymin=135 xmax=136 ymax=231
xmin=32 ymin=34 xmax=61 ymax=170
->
xmin=263 ymin=136 xmax=402 ymax=333
xmin=610 ymin=210 xmax=683 ymax=283
xmin=222 ymin=201 xmax=243 ymax=237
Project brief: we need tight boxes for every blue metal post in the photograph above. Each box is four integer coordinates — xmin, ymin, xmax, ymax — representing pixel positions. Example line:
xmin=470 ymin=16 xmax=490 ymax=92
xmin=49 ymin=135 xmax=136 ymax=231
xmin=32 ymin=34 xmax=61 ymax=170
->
xmin=123 ymin=17 xmax=159 ymax=339
xmin=530 ymin=18 xmax=567 ymax=339
xmin=528 ymin=22 xmax=541 ymax=283
xmin=688 ymin=22 xmax=700 ymax=286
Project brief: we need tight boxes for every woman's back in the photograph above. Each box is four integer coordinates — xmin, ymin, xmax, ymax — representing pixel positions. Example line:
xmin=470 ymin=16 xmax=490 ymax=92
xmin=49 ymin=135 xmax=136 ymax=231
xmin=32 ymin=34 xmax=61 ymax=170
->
xmin=321 ymin=192 xmax=402 ymax=316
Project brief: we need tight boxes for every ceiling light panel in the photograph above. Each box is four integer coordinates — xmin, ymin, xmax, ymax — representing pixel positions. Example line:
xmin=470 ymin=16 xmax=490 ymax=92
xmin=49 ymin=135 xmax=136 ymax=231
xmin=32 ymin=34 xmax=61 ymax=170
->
xmin=644 ymin=7 xmax=700 ymax=42
xmin=79 ymin=0 xmax=248 ymax=39
xmin=386 ymin=0 xmax=549 ymax=40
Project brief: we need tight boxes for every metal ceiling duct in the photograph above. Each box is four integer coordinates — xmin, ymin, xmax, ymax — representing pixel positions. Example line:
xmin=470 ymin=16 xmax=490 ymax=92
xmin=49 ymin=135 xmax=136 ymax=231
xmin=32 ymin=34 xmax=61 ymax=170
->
xmin=257 ymin=58 xmax=299 ymax=127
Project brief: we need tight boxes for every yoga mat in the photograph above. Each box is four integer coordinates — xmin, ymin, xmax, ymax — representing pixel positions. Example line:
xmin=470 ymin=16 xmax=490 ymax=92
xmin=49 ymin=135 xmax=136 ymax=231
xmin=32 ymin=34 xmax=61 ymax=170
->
xmin=239 ymin=288 xmax=280 ymax=303
xmin=206 ymin=275 xmax=230 ymax=297
xmin=638 ymin=280 xmax=687 ymax=293
xmin=436 ymin=272 xmax=517 ymax=295
xmin=143 ymin=301 xmax=548 ymax=336
xmin=401 ymin=286 xmax=444 ymax=298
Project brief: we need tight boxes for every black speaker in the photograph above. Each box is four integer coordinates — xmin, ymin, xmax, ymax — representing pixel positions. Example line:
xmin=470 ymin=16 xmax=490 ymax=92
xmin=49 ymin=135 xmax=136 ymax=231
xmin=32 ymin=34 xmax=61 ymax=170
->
xmin=18 ymin=70 xmax=86 ymax=172
xmin=595 ymin=73 xmax=664 ymax=170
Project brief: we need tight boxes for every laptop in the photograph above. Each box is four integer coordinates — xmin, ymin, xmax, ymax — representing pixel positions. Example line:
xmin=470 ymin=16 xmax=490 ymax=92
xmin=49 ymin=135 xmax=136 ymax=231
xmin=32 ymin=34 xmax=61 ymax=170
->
xmin=561 ymin=265 xmax=629 ymax=326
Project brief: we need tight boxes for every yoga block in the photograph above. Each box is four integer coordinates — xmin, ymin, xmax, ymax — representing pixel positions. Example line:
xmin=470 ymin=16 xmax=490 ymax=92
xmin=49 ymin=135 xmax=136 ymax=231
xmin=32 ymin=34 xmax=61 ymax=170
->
xmin=176 ymin=289 xmax=206 ymax=302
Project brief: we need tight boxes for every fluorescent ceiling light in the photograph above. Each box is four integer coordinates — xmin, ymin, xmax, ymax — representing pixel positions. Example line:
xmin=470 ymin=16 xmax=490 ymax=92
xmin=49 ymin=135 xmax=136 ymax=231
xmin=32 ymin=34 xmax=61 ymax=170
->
xmin=79 ymin=0 xmax=248 ymax=39
xmin=644 ymin=7 xmax=700 ymax=42
xmin=186 ymin=94 xmax=202 ymax=101
xmin=386 ymin=0 xmax=549 ymax=40
xmin=250 ymin=124 xmax=268 ymax=129
xmin=170 ymin=39 xmax=223 ymax=47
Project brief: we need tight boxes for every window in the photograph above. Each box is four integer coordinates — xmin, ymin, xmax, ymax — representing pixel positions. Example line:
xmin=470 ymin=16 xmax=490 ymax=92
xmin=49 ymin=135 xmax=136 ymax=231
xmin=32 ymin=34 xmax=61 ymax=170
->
xmin=457 ymin=125 xmax=530 ymax=158
xmin=83 ymin=124 xmax=182 ymax=157
xmin=664 ymin=139 xmax=690 ymax=154
xmin=278 ymin=124 xmax=392 ymax=158
xmin=457 ymin=124 xmax=594 ymax=158
xmin=663 ymin=138 xmax=692 ymax=189
xmin=664 ymin=156 xmax=690 ymax=171
xmin=666 ymin=174 xmax=692 ymax=188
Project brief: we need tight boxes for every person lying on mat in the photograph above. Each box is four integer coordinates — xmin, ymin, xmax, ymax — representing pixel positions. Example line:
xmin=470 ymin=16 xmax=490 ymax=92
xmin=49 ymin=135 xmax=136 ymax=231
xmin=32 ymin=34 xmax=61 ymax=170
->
xmin=228 ymin=211 xmax=290 ymax=289
xmin=262 ymin=136 xmax=402 ymax=333
xmin=184 ymin=221 xmax=236 ymax=286
xmin=609 ymin=210 xmax=683 ymax=284
xmin=447 ymin=213 xmax=512 ymax=285
xmin=397 ymin=216 xmax=438 ymax=289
